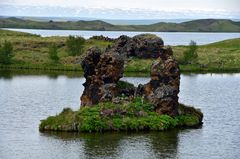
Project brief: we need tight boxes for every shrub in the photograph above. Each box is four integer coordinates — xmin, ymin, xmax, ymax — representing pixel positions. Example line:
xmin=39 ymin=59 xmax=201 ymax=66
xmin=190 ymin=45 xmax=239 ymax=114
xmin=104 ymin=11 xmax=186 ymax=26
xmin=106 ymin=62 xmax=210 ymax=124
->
xmin=183 ymin=40 xmax=198 ymax=64
xmin=0 ymin=41 xmax=13 ymax=64
xmin=66 ymin=36 xmax=85 ymax=56
xmin=48 ymin=43 xmax=59 ymax=63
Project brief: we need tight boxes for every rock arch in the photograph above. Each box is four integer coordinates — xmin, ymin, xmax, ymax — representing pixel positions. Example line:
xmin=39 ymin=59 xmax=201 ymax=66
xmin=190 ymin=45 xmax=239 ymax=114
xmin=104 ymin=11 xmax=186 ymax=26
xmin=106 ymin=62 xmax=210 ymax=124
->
xmin=80 ymin=34 xmax=180 ymax=116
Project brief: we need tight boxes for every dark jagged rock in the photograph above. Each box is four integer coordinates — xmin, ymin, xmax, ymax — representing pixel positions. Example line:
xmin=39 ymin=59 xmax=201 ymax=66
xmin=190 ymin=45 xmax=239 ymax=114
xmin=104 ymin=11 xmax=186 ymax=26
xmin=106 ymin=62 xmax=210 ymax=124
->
xmin=106 ymin=35 xmax=133 ymax=58
xmin=139 ymin=47 xmax=180 ymax=116
xmin=107 ymin=34 xmax=164 ymax=58
xmin=131 ymin=34 xmax=164 ymax=58
xmin=81 ymin=47 xmax=101 ymax=78
xmin=81 ymin=35 xmax=180 ymax=116
xmin=80 ymin=47 xmax=124 ymax=106
xmin=89 ymin=35 xmax=115 ymax=42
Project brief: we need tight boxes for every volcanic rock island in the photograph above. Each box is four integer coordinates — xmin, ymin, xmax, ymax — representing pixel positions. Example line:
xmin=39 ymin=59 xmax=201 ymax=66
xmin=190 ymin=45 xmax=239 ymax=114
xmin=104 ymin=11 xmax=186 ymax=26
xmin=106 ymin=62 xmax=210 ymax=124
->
xmin=40 ymin=34 xmax=203 ymax=132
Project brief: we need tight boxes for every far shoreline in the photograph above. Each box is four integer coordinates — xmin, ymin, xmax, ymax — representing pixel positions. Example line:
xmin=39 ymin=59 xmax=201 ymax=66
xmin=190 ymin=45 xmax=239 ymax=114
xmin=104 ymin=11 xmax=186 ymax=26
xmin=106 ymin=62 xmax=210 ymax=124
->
xmin=1 ymin=67 xmax=240 ymax=77
xmin=1 ymin=29 xmax=240 ymax=75
xmin=3 ymin=28 xmax=240 ymax=33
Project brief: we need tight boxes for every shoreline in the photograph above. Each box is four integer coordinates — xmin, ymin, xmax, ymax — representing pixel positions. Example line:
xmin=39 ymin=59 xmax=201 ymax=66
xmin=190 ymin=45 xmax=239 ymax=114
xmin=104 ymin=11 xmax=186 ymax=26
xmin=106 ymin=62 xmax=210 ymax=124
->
xmin=1 ymin=64 xmax=240 ymax=75
xmin=1 ymin=29 xmax=240 ymax=76
xmin=3 ymin=28 xmax=240 ymax=33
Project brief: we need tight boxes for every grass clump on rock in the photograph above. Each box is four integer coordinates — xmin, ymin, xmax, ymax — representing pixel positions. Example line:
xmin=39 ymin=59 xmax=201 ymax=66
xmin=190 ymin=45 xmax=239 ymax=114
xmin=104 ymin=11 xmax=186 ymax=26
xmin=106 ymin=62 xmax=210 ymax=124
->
xmin=39 ymin=97 xmax=203 ymax=132
xmin=116 ymin=80 xmax=135 ymax=90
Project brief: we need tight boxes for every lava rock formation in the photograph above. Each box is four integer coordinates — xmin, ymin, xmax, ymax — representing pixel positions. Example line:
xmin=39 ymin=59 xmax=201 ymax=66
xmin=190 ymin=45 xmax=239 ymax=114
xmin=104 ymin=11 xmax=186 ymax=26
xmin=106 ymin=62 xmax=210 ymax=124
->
xmin=81 ymin=34 xmax=180 ymax=116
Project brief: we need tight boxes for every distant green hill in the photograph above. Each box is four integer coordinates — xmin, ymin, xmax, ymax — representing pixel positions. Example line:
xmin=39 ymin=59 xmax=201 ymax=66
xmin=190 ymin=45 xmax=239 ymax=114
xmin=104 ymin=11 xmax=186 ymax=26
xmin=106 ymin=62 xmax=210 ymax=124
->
xmin=0 ymin=17 xmax=239 ymax=32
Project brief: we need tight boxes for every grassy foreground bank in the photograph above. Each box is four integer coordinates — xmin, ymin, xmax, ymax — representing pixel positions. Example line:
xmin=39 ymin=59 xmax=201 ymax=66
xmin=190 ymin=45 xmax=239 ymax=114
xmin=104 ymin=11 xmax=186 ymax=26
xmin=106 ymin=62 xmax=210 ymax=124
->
xmin=39 ymin=98 xmax=203 ymax=132
xmin=1 ymin=29 xmax=240 ymax=73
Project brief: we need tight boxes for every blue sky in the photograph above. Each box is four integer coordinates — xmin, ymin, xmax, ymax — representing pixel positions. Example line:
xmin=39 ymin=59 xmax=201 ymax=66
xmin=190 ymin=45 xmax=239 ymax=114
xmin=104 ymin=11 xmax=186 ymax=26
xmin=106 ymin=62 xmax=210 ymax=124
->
xmin=0 ymin=0 xmax=239 ymax=19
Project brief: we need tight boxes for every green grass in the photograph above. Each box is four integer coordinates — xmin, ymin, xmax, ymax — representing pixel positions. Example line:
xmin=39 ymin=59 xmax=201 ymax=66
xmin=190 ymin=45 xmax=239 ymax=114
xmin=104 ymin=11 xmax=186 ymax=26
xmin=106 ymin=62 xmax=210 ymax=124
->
xmin=173 ymin=38 xmax=240 ymax=72
xmin=0 ymin=29 xmax=111 ymax=71
xmin=1 ymin=29 xmax=240 ymax=73
xmin=125 ymin=39 xmax=240 ymax=73
xmin=39 ymin=98 xmax=203 ymax=132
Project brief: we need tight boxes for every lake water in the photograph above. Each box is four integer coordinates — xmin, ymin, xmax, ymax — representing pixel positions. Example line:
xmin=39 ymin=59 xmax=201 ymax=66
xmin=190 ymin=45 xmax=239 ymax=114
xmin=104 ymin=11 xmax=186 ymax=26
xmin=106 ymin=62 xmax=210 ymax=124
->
xmin=0 ymin=71 xmax=240 ymax=159
xmin=4 ymin=28 xmax=240 ymax=45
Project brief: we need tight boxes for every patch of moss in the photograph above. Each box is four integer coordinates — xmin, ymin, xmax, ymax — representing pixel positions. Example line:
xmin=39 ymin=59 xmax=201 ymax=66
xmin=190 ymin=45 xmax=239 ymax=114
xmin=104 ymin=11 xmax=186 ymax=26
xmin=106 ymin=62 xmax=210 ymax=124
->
xmin=133 ymin=34 xmax=161 ymax=40
xmin=116 ymin=80 xmax=135 ymax=90
xmin=40 ymin=98 xmax=203 ymax=132
xmin=178 ymin=103 xmax=203 ymax=123
xmin=39 ymin=108 xmax=76 ymax=131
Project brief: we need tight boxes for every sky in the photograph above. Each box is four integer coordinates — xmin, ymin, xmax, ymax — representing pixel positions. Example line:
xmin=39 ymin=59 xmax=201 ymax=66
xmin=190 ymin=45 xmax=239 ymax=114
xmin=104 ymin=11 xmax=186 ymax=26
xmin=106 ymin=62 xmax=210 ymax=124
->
xmin=0 ymin=0 xmax=239 ymax=19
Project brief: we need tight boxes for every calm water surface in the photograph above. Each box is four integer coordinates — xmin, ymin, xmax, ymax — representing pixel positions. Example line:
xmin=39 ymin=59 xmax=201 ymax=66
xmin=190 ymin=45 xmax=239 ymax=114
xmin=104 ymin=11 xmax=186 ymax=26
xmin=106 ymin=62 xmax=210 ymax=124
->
xmin=4 ymin=28 xmax=240 ymax=45
xmin=0 ymin=71 xmax=240 ymax=159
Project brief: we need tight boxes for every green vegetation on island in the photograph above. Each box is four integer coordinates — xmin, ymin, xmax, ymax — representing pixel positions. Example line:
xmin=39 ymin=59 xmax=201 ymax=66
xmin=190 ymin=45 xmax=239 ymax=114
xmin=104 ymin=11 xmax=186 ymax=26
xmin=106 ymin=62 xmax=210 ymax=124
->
xmin=1 ymin=17 xmax=240 ymax=32
xmin=39 ymin=98 xmax=203 ymax=132
xmin=0 ymin=29 xmax=240 ymax=73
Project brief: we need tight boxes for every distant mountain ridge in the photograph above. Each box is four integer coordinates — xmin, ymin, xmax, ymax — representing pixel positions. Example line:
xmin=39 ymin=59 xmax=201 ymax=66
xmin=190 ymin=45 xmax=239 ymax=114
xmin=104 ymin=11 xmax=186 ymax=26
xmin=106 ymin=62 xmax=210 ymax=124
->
xmin=0 ymin=16 xmax=194 ymax=24
xmin=0 ymin=17 xmax=239 ymax=32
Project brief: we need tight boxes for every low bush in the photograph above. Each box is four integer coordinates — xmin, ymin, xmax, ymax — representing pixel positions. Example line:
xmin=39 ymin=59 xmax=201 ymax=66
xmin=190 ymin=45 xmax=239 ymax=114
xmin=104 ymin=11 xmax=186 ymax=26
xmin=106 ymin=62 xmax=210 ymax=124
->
xmin=0 ymin=41 xmax=13 ymax=64
xmin=48 ymin=43 xmax=59 ymax=63
xmin=182 ymin=40 xmax=198 ymax=64
xmin=66 ymin=36 xmax=85 ymax=56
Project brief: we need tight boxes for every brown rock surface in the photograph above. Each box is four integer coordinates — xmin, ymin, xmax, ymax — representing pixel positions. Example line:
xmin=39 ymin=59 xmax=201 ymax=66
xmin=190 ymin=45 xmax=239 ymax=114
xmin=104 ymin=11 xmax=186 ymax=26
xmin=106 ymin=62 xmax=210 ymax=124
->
xmin=81 ymin=34 xmax=180 ymax=116
xmin=89 ymin=35 xmax=115 ymax=42
xmin=80 ymin=47 xmax=124 ymax=106
xmin=107 ymin=34 xmax=164 ymax=58
xmin=137 ymin=47 xmax=180 ymax=116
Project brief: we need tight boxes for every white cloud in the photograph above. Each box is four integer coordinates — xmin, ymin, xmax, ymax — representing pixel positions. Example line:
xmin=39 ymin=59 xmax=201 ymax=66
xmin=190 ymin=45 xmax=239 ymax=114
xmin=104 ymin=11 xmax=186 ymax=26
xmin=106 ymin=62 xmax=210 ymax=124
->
xmin=1 ymin=0 xmax=240 ymax=11
xmin=0 ymin=0 xmax=239 ymax=19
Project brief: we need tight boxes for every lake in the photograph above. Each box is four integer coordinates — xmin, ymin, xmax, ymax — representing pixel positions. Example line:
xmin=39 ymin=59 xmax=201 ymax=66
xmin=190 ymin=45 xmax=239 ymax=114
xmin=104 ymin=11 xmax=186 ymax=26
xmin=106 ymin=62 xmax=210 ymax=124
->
xmin=0 ymin=71 xmax=239 ymax=159
xmin=4 ymin=28 xmax=240 ymax=45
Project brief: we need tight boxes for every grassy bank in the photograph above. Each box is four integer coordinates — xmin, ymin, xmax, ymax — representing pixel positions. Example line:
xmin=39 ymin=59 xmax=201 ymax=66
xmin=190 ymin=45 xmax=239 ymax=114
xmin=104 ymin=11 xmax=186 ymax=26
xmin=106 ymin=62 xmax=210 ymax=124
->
xmin=1 ymin=29 xmax=240 ymax=73
xmin=125 ymin=38 xmax=240 ymax=73
xmin=39 ymin=98 xmax=203 ymax=132
xmin=0 ymin=29 xmax=110 ymax=71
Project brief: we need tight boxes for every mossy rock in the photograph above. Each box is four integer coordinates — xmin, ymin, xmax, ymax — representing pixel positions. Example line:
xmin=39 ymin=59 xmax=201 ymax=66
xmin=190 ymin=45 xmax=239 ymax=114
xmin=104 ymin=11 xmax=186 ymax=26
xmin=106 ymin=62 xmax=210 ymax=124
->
xmin=133 ymin=34 xmax=163 ymax=43
xmin=116 ymin=80 xmax=135 ymax=89
xmin=178 ymin=104 xmax=203 ymax=124
xmin=40 ymin=98 xmax=203 ymax=132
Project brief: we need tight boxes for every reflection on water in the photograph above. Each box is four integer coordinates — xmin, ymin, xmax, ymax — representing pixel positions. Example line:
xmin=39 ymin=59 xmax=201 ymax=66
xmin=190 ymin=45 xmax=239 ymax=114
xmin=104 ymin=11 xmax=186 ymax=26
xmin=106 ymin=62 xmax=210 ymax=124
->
xmin=0 ymin=70 xmax=84 ymax=79
xmin=0 ymin=70 xmax=240 ymax=159
xmin=41 ymin=130 xmax=185 ymax=159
